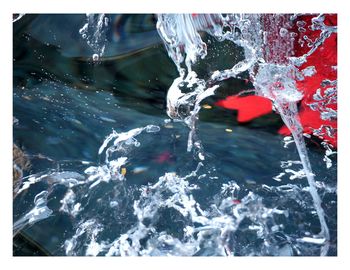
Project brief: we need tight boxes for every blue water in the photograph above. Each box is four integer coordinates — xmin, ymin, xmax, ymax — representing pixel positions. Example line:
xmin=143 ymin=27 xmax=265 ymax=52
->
xmin=13 ymin=14 xmax=337 ymax=256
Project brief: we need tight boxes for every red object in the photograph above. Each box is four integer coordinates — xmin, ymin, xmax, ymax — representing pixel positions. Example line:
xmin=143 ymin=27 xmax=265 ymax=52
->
xmin=216 ymin=95 xmax=272 ymax=122
xmin=286 ymin=14 xmax=337 ymax=147
xmin=215 ymin=14 xmax=337 ymax=147
xmin=154 ymin=151 xmax=173 ymax=164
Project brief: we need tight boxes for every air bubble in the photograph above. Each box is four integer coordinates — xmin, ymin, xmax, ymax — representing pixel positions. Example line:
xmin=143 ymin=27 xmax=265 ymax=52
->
xmin=92 ymin=54 xmax=99 ymax=61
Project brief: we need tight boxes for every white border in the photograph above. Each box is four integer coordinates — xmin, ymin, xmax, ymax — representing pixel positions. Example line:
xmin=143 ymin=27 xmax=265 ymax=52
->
xmin=2 ymin=0 xmax=350 ymax=269
xmin=5 ymin=0 xmax=342 ymax=13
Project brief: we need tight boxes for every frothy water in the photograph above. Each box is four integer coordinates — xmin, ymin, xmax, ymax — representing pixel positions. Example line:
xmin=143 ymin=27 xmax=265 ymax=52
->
xmin=13 ymin=123 xmax=336 ymax=255
xmin=13 ymin=13 xmax=337 ymax=256
xmin=156 ymin=13 xmax=337 ymax=255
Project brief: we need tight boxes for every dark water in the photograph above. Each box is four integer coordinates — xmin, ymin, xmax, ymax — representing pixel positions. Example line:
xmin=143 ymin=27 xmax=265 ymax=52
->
xmin=13 ymin=14 xmax=337 ymax=256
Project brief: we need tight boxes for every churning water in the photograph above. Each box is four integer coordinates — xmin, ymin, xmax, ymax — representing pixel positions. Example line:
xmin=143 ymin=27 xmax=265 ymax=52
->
xmin=13 ymin=14 xmax=337 ymax=256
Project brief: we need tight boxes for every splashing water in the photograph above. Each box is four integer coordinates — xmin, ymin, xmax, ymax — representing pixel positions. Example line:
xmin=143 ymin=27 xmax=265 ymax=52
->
xmin=157 ymin=14 xmax=261 ymax=159
xmin=85 ymin=125 xmax=161 ymax=188
xmin=13 ymin=121 xmax=336 ymax=255
xmin=157 ymin=13 xmax=336 ymax=255
xmin=166 ymin=73 xmax=219 ymax=157
xmin=13 ymin=190 xmax=53 ymax=234
xmin=79 ymin=14 xmax=109 ymax=60
xmin=13 ymin=14 xmax=337 ymax=256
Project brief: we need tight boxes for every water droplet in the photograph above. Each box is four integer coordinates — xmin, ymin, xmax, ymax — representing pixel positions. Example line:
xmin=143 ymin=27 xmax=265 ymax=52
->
xmin=145 ymin=125 xmax=160 ymax=133
xmin=92 ymin=54 xmax=99 ymax=61
xmin=198 ymin=152 xmax=205 ymax=160
xmin=104 ymin=17 xmax=109 ymax=26
xmin=279 ymin=28 xmax=288 ymax=37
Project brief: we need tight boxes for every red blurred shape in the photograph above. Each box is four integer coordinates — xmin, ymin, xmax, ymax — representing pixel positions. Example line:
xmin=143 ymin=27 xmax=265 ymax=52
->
xmin=232 ymin=199 xmax=241 ymax=204
xmin=154 ymin=151 xmax=172 ymax=164
xmin=216 ymin=95 xmax=272 ymax=122
xmin=215 ymin=14 xmax=337 ymax=148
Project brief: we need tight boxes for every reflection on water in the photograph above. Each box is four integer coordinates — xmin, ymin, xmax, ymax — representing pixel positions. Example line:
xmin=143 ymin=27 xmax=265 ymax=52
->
xmin=13 ymin=14 xmax=337 ymax=256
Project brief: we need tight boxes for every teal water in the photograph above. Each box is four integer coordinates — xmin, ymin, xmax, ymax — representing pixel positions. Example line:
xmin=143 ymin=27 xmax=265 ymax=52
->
xmin=13 ymin=14 xmax=337 ymax=256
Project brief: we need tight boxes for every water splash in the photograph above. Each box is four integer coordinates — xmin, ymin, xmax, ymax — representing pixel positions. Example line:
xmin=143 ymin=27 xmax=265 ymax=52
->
xmin=166 ymin=72 xmax=219 ymax=156
xmin=79 ymin=14 xmax=109 ymax=60
xmin=13 ymin=14 xmax=336 ymax=256
xmin=157 ymin=13 xmax=335 ymax=255
xmin=157 ymin=14 xmax=261 ymax=160
xmin=253 ymin=62 xmax=330 ymax=254
xmin=289 ymin=14 xmax=337 ymax=67
xmin=84 ymin=125 xmax=160 ymax=188
xmin=13 ymin=190 xmax=53 ymax=234
xmin=60 ymin=189 xmax=82 ymax=217
xmin=321 ymin=142 xmax=337 ymax=169
xmin=64 ymin=219 xmax=105 ymax=256
xmin=13 ymin=123 xmax=336 ymax=256
xmin=101 ymin=169 xmax=293 ymax=256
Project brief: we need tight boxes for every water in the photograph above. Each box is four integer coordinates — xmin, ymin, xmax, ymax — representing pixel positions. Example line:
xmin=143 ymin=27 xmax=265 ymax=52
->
xmin=157 ymin=13 xmax=337 ymax=255
xmin=79 ymin=14 xmax=108 ymax=60
xmin=13 ymin=14 xmax=337 ymax=256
